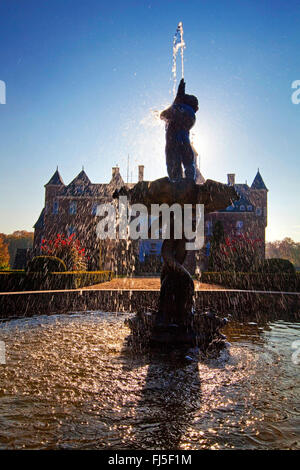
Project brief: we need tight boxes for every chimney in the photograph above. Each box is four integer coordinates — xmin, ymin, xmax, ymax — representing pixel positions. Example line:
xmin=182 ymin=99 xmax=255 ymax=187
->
xmin=138 ymin=165 xmax=144 ymax=182
xmin=227 ymin=173 xmax=235 ymax=186
xmin=112 ymin=166 xmax=119 ymax=178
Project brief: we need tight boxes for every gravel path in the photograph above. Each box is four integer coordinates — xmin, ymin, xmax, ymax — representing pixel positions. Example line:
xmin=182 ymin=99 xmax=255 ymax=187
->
xmin=84 ymin=277 xmax=223 ymax=291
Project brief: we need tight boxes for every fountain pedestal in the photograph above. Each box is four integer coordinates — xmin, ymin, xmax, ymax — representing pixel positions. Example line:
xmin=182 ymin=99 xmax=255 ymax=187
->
xmin=114 ymin=177 xmax=238 ymax=352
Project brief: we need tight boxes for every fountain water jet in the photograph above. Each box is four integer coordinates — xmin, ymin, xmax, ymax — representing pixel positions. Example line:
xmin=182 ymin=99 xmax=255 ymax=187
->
xmin=114 ymin=30 xmax=239 ymax=353
xmin=172 ymin=22 xmax=185 ymax=97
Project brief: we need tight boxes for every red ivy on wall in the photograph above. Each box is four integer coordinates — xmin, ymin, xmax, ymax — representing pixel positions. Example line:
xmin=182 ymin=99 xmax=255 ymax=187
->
xmin=41 ymin=234 xmax=89 ymax=270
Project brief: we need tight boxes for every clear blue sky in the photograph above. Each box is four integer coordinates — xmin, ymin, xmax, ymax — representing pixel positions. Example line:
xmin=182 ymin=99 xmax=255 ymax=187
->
xmin=0 ymin=0 xmax=299 ymax=241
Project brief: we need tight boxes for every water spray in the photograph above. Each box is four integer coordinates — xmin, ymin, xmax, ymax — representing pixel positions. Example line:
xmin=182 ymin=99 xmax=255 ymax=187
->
xmin=172 ymin=21 xmax=185 ymax=97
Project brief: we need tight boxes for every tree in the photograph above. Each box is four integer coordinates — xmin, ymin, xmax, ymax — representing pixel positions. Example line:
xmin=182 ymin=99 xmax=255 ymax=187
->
xmin=5 ymin=231 xmax=33 ymax=266
xmin=0 ymin=234 xmax=10 ymax=269
xmin=266 ymin=238 xmax=300 ymax=267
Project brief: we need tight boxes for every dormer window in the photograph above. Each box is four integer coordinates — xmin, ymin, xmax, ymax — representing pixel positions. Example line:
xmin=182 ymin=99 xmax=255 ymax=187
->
xmin=69 ymin=201 xmax=77 ymax=215
xmin=247 ymin=205 xmax=252 ymax=211
xmin=256 ymin=207 xmax=262 ymax=216
xmin=240 ymin=205 xmax=245 ymax=211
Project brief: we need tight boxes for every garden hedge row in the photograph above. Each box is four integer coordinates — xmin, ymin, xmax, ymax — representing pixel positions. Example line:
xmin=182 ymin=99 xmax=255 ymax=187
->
xmin=0 ymin=270 xmax=113 ymax=292
xmin=201 ymin=271 xmax=300 ymax=292
xmin=48 ymin=271 xmax=113 ymax=289
xmin=27 ymin=256 xmax=67 ymax=273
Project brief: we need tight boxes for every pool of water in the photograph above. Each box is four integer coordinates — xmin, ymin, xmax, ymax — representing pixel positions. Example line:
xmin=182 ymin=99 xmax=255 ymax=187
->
xmin=0 ymin=312 xmax=299 ymax=449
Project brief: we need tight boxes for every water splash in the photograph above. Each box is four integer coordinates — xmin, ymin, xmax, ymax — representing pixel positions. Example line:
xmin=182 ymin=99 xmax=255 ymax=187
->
xmin=0 ymin=314 xmax=299 ymax=449
xmin=172 ymin=22 xmax=185 ymax=97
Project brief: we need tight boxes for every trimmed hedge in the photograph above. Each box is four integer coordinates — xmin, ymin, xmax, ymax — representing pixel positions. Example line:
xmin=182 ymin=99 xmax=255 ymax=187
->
xmin=201 ymin=271 xmax=300 ymax=292
xmin=0 ymin=270 xmax=24 ymax=273
xmin=0 ymin=271 xmax=27 ymax=292
xmin=0 ymin=270 xmax=113 ymax=292
xmin=27 ymin=256 xmax=67 ymax=273
xmin=48 ymin=271 xmax=113 ymax=289
xmin=258 ymin=258 xmax=295 ymax=274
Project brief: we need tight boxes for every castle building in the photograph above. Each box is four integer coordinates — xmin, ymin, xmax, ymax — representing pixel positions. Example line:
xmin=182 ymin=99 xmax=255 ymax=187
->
xmin=203 ymin=170 xmax=268 ymax=261
xmin=33 ymin=165 xmax=268 ymax=272
xmin=33 ymin=166 xmax=139 ymax=271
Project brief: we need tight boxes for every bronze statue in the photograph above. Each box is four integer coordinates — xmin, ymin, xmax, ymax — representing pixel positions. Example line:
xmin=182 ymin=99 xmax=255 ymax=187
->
xmin=114 ymin=80 xmax=239 ymax=349
xmin=160 ymin=79 xmax=198 ymax=182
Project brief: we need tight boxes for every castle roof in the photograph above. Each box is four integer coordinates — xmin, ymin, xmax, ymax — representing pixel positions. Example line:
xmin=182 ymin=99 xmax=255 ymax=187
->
xmin=60 ymin=170 xmax=92 ymax=196
xmin=33 ymin=207 xmax=45 ymax=229
xmin=251 ymin=170 xmax=268 ymax=190
xmin=68 ymin=170 xmax=91 ymax=186
xmin=195 ymin=168 xmax=205 ymax=184
xmin=45 ymin=169 xmax=64 ymax=186
xmin=220 ymin=183 xmax=258 ymax=212
xmin=57 ymin=167 xmax=132 ymax=198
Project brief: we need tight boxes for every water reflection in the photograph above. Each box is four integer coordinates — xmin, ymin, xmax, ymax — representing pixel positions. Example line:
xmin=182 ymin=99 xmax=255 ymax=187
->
xmin=0 ymin=313 xmax=299 ymax=449
xmin=121 ymin=347 xmax=202 ymax=449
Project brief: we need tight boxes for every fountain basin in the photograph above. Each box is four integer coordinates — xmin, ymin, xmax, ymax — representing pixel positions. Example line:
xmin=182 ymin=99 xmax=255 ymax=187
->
xmin=0 ymin=311 xmax=299 ymax=450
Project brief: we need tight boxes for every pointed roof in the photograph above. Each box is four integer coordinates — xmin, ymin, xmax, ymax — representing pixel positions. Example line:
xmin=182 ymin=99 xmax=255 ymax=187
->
xmin=68 ymin=170 xmax=91 ymax=186
xmin=61 ymin=170 xmax=92 ymax=196
xmin=195 ymin=167 xmax=205 ymax=184
xmin=107 ymin=167 xmax=125 ymax=190
xmin=45 ymin=169 xmax=64 ymax=186
xmin=251 ymin=170 xmax=268 ymax=190
xmin=33 ymin=207 xmax=45 ymax=229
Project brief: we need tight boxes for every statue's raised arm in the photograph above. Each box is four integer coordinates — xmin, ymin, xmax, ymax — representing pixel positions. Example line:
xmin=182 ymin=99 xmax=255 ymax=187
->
xmin=174 ymin=78 xmax=186 ymax=104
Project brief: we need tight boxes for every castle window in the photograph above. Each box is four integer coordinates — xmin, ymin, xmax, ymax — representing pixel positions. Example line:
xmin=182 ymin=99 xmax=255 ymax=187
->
xmin=236 ymin=220 xmax=243 ymax=234
xmin=240 ymin=205 xmax=245 ymax=211
xmin=247 ymin=205 xmax=252 ymax=211
xmin=205 ymin=241 xmax=211 ymax=257
xmin=53 ymin=201 xmax=59 ymax=214
xmin=69 ymin=201 xmax=77 ymax=215
xmin=205 ymin=221 xmax=212 ymax=236
xmin=92 ymin=204 xmax=98 ymax=216
xmin=256 ymin=207 xmax=262 ymax=216
xmin=67 ymin=226 xmax=76 ymax=237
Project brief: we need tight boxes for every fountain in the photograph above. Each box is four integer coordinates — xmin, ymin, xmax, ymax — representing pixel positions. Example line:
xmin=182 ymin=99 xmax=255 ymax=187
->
xmin=114 ymin=73 xmax=239 ymax=352
xmin=113 ymin=23 xmax=239 ymax=351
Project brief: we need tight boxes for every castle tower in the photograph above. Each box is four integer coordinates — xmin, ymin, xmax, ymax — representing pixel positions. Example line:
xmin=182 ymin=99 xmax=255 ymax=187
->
xmin=44 ymin=168 xmax=65 ymax=210
xmin=250 ymin=169 xmax=268 ymax=257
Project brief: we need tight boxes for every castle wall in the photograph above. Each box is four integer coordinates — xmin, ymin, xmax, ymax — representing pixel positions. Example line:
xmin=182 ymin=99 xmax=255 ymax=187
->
xmin=35 ymin=171 xmax=268 ymax=273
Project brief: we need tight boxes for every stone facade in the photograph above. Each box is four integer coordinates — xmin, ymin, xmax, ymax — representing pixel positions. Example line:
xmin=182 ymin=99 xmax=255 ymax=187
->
xmin=33 ymin=166 xmax=139 ymax=271
xmin=34 ymin=166 xmax=268 ymax=273
xmin=203 ymin=171 xmax=268 ymax=266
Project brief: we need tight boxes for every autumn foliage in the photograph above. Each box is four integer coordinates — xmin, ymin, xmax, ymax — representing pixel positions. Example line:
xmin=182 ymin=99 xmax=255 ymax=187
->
xmin=0 ymin=234 xmax=10 ymax=269
xmin=266 ymin=238 xmax=300 ymax=267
